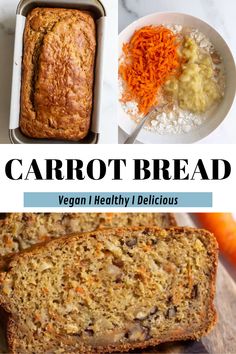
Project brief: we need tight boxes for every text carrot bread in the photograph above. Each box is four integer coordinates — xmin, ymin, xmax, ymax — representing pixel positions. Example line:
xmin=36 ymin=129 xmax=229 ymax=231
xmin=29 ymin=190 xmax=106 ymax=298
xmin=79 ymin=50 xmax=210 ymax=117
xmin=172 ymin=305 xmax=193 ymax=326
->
xmin=20 ymin=8 xmax=96 ymax=141
xmin=0 ymin=213 xmax=176 ymax=256
xmin=0 ymin=227 xmax=218 ymax=353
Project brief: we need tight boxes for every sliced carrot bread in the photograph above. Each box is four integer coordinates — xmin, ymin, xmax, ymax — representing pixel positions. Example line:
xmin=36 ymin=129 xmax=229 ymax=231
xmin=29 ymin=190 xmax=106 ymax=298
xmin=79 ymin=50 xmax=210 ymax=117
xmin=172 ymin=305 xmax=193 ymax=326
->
xmin=0 ymin=213 xmax=176 ymax=257
xmin=0 ymin=227 xmax=218 ymax=354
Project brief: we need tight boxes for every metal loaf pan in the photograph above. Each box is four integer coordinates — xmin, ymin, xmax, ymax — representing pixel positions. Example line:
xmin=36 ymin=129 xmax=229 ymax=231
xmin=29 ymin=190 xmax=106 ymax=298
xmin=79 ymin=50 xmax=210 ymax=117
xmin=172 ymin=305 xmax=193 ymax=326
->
xmin=9 ymin=0 xmax=106 ymax=144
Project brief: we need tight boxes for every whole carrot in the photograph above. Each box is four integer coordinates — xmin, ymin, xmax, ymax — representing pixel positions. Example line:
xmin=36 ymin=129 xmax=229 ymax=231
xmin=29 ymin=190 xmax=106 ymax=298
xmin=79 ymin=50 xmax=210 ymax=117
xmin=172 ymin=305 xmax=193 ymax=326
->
xmin=197 ymin=213 xmax=236 ymax=265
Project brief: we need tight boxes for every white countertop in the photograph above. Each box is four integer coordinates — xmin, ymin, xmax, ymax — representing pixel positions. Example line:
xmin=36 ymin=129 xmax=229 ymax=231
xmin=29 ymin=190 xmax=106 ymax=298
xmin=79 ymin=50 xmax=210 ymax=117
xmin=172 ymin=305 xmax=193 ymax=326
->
xmin=0 ymin=0 xmax=118 ymax=144
xmin=119 ymin=0 xmax=236 ymax=144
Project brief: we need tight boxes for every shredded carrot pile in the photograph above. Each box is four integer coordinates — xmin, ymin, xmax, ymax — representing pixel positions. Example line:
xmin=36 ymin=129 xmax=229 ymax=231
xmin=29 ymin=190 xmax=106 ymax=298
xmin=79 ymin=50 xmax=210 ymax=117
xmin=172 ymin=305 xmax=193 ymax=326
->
xmin=119 ymin=26 xmax=181 ymax=114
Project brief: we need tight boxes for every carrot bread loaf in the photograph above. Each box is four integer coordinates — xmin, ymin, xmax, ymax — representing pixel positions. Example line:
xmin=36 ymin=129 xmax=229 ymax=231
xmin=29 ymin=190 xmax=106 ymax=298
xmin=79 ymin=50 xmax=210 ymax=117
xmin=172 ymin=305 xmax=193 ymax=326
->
xmin=0 ymin=227 xmax=218 ymax=353
xmin=20 ymin=8 xmax=96 ymax=141
xmin=0 ymin=213 xmax=176 ymax=256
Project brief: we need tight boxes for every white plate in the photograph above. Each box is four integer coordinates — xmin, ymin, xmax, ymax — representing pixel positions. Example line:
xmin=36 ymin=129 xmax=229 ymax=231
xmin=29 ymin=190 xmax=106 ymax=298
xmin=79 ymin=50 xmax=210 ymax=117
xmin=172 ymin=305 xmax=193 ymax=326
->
xmin=118 ymin=12 xmax=236 ymax=144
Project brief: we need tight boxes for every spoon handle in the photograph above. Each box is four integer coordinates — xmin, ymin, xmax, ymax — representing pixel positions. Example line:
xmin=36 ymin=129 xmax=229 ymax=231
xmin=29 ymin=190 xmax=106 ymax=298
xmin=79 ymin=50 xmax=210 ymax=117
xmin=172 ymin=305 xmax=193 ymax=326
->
xmin=124 ymin=110 xmax=153 ymax=144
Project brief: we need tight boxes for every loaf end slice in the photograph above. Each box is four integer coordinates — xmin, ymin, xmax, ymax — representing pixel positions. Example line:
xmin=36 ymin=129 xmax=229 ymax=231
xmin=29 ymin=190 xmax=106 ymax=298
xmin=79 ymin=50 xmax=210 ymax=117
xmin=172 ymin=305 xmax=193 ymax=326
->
xmin=0 ymin=227 xmax=218 ymax=353
xmin=0 ymin=212 xmax=176 ymax=257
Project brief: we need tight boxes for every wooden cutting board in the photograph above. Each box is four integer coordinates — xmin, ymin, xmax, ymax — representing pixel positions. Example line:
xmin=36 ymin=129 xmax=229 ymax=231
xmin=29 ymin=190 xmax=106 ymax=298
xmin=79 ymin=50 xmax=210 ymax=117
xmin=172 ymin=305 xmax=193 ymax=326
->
xmin=0 ymin=214 xmax=235 ymax=354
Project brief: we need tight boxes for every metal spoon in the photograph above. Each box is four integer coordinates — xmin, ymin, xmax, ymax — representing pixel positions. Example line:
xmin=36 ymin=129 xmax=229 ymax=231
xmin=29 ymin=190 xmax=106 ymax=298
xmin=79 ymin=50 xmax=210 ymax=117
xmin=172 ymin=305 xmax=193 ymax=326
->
xmin=124 ymin=108 xmax=156 ymax=144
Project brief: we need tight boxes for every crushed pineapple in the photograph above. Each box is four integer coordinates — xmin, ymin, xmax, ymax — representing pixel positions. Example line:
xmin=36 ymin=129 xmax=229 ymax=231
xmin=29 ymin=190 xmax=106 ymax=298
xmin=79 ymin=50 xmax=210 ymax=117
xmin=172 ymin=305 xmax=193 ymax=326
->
xmin=165 ymin=37 xmax=221 ymax=113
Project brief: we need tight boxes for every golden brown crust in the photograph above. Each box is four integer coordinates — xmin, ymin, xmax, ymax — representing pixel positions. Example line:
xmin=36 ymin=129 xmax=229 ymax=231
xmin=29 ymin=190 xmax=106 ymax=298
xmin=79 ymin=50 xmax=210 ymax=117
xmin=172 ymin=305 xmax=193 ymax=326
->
xmin=6 ymin=319 xmax=18 ymax=354
xmin=3 ymin=225 xmax=216 ymax=261
xmin=20 ymin=8 xmax=96 ymax=141
xmin=167 ymin=213 xmax=177 ymax=227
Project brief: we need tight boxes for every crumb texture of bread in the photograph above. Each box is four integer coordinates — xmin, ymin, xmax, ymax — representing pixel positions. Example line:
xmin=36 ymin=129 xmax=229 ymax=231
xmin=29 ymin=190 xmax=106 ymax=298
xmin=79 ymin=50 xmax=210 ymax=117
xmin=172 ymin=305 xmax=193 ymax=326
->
xmin=0 ymin=227 xmax=218 ymax=354
xmin=20 ymin=8 xmax=96 ymax=141
xmin=0 ymin=213 xmax=176 ymax=257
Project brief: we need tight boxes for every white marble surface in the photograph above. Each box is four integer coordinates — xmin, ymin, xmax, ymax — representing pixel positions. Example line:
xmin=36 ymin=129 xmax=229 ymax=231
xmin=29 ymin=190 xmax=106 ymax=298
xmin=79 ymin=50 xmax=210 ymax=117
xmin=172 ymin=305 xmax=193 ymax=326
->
xmin=119 ymin=0 xmax=236 ymax=144
xmin=0 ymin=0 xmax=118 ymax=144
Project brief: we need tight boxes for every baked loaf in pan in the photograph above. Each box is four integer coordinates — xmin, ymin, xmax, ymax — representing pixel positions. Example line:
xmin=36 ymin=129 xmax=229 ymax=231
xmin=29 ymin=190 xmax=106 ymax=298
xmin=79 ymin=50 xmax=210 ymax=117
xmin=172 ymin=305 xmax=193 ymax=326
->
xmin=0 ymin=227 xmax=218 ymax=353
xmin=20 ymin=8 xmax=96 ymax=141
xmin=0 ymin=212 xmax=176 ymax=256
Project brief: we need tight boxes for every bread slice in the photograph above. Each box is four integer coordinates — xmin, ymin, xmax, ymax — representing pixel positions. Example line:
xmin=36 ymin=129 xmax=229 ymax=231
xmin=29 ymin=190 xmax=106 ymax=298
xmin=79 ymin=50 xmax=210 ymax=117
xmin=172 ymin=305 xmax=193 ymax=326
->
xmin=0 ymin=227 xmax=218 ymax=354
xmin=0 ymin=213 xmax=176 ymax=257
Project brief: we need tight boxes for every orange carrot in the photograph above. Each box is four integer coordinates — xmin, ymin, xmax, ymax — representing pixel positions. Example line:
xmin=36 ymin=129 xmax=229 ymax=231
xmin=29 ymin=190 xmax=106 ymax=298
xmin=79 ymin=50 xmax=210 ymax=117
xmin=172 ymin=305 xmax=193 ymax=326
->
xmin=75 ymin=287 xmax=84 ymax=295
xmin=119 ymin=26 xmax=181 ymax=114
xmin=197 ymin=213 xmax=236 ymax=265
